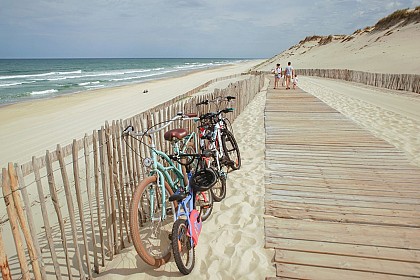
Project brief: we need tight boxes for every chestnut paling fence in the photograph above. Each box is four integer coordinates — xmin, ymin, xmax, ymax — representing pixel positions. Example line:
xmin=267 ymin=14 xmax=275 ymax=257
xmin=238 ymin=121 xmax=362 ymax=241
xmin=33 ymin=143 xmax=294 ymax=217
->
xmin=296 ymin=69 xmax=420 ymax=93
xmin=0 ymin=73 xmax=264 ymax=279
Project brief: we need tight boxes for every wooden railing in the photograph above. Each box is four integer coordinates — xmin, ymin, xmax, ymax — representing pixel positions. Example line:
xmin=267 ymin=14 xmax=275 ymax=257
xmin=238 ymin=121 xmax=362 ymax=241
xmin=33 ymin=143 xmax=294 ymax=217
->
xmin=0 ymin=73 xmax=265 ymax=279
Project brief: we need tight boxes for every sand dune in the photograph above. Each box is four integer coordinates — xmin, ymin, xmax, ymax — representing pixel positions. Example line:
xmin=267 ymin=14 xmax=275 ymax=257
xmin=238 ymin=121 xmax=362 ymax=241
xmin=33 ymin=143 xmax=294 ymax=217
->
xmin=258 ymin=8 xmax=420 ymax=74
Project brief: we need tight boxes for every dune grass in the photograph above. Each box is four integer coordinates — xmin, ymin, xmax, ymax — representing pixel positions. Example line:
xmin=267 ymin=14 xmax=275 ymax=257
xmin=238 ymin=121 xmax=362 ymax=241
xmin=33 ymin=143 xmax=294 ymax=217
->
xmin=375 ymin=7 xmax=420 ymax=30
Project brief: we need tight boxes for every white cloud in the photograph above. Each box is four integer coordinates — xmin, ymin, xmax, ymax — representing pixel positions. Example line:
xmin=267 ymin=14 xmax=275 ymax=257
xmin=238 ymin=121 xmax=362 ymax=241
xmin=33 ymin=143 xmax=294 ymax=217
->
xmin=0 ymin=0 xmax=418 ymax=58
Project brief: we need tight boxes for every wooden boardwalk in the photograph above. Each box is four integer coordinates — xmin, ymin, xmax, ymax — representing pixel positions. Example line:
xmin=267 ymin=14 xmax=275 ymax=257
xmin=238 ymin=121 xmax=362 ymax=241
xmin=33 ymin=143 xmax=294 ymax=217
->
xmin=264 ymin=83 xmax=420 ymax=279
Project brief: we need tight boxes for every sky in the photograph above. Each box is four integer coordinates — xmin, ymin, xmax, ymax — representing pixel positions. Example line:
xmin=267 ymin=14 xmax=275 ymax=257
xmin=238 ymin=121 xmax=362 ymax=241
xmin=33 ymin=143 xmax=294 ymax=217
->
xmin=0 ymin=0 xmax=419 ymax=59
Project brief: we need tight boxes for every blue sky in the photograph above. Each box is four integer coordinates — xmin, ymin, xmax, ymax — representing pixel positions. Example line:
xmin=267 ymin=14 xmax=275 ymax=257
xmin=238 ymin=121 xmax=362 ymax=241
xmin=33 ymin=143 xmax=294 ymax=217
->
xmin=1 ymin=0 xmax=419 ymax=58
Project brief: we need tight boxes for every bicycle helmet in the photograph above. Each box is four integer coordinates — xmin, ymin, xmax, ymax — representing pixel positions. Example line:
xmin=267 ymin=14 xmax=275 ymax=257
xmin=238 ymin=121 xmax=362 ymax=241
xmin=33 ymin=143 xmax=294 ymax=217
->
xmin=189 ymin=168 xmax=217 ymax=192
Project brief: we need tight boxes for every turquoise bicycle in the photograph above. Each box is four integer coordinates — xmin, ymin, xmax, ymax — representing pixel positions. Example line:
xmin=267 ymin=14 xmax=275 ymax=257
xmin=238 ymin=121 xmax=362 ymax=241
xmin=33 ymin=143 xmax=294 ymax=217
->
xmin=123 ymin=112 xmax=213 ymax=267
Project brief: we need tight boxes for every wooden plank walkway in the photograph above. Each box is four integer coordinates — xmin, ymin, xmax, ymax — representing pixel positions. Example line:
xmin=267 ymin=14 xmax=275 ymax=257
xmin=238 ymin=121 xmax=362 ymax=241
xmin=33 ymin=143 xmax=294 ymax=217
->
xmin=264 ymin=81 xmax=420 ymax=279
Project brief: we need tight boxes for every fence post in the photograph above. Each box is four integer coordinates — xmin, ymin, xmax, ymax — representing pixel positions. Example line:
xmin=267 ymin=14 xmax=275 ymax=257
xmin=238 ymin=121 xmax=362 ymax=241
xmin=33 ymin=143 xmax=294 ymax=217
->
xmin=72 ymin=140 xmax=93 ymax=279
xmin=45 ymin=150 xmax=74 ymax=279
xmin=115 ymin=121 xmax=131 ymax=244
xmin=93 ymin=130 xmax=106 ymax=267
xmin=8 ymin=163 xmax=42 ymax=280
xmin=56 ymin=145 xmax=86 ymax=279
xmin=32 ymin=156 xmax=63 ymax=279
xmin=84 ymin=134 xmax=100 ymax=273
xmin=110 ymin=123 xmax=124 ymax=250
xmin=99 ymin=127 xmax=113 ymax=259
xmin=2 ymin=167 xmax=30 ymax=280
xmin=15 ymin=164 xmax=47 ymax=279
xmin=0 ymin=222 xmax=11 ymax=280
xmin=105 ymin=122 xmax=118 ymax=255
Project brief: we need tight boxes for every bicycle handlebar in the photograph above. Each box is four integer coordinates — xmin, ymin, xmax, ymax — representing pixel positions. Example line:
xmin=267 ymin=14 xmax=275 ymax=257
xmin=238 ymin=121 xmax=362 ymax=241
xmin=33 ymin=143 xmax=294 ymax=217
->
xmin=123 ymin=112 xmax=198 ymax=137
xmin=199 ymin=108 xmax=234 ymax=121
xmin=196 ymin=100 xmax=209 ymax=106
xmin=168 ymin=149 xmax=214 ymax=166
xmin=196 ymin=96 xmax=236 ymax=107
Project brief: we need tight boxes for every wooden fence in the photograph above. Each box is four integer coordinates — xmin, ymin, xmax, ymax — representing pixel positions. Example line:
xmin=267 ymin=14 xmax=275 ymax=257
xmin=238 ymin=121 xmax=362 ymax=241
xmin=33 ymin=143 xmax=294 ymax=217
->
xmin=296 ymin=69 xmax=420 ymax=93
xmin=0 ymin=73 xmax=264 ymax=279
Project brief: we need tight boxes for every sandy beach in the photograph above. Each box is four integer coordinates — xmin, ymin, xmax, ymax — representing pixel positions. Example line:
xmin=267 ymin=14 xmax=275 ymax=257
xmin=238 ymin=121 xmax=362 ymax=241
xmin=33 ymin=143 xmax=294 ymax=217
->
xmin=94 ymin=84 xmax=276 ymax=280
xmin=0 ymin=60 xmax=263 ymax=166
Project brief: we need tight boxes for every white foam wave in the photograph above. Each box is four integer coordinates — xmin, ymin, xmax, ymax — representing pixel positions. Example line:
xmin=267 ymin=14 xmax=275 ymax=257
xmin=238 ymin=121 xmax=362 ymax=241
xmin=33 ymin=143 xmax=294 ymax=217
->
xmin=109 ymin=70 xmax=173 ymax=82
xmin=30 ymin=89 xmax=58 ymax=95
xmin=0 ymin=82 xmax=24 ymax=87
xmin=0 ymin=70 xmax=82 ymax=80
xmin=174 ymin=63 xmax=212 ymax=70
xmin=0 ymin=81 xmax=36 ymax=87
xmin=79 ymin=81 xmax=101 ymax=86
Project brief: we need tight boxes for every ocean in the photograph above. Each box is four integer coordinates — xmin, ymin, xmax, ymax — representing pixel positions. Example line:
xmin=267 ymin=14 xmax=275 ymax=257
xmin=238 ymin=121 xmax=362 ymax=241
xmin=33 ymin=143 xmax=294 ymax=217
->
xmin=0 ymin=58 xmax=248 ymax=105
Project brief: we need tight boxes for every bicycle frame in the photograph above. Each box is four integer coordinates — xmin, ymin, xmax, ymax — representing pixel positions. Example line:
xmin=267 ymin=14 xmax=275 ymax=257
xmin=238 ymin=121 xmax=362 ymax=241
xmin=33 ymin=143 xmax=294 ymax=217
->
xmin=146 ymin=133 xmax=200 ymax=222
xmin=200 ymin=118 xmax=226 ymax=178
xmin=127 ymin=113 xmax=199 ymax=222
xmin=175 ymin=187 xmax=202 ymax=248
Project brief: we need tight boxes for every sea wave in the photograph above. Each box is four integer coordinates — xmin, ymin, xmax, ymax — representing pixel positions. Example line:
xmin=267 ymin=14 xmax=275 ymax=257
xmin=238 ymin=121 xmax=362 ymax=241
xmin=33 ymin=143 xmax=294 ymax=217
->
xmin=0 ymin=70 xmax=82 ymax=80
xmin=174 ymin=63 xmax=213 ymax=70
xmin=109 ymin=70 xmax=174 ymax=82
xmin=0 ymin=81 xmax=36 ymax=87
xmin=0 ymin=82 xmax=25 ymax=87
xmin=45 ymin=70 xmax=152 ymax=81
xmin=30 ymin=89 xmax=58 ymax=95
xmin=79 ymin=81 xmax=101 ymax=86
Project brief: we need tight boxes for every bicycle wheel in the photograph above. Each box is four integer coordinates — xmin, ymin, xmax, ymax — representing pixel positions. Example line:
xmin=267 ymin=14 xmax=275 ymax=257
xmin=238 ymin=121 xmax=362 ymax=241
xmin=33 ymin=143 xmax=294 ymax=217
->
xmin=195 ymin=189 xmax=213 ymax=221
xmin=210 ymin=173 xmax=226 ymax=202
xmin=222 ymin=129 xmax=241 ymax=170
xmin=171 ymin=218 xmax=195 ymax=275
xmin=129 ymin=176 xmax=175 ymax=267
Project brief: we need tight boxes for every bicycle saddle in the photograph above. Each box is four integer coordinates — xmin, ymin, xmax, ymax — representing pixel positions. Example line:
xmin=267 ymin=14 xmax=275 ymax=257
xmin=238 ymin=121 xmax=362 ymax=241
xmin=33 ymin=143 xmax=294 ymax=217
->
xmin=164 ymin=128 xmax=188 ymax=141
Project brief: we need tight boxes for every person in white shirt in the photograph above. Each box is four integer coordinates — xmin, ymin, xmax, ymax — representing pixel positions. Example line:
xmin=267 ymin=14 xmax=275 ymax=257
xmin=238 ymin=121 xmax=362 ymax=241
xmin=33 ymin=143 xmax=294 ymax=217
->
xmin=293 ymin=74 xmax=298 ymax=90
xmin=284 ymin=61 xmax=294 ymax=89
xmin=273 ymin=63 xmax=282 ymax=89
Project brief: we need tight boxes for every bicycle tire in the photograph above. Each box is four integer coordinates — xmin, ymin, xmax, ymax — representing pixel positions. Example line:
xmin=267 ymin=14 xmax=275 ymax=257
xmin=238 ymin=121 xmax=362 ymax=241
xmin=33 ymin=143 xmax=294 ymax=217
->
xmin=196 ymin=189 xmax=213 ymax=221
xmin=222 ymin=117 xmax=234 ymax=135
xmin=210 ymin=173 xmax=226 ymax=202
xmin=129 ymin=175 xmax=175 ymax=267
xmin=171 ymin=218 xmax=195 ymax=275
xmin=221 ymin=129 xmax=241 ymax=170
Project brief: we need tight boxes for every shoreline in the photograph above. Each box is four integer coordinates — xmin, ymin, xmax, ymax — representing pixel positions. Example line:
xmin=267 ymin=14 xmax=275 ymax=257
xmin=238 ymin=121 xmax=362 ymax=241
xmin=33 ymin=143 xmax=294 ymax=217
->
xmin=0 ymin=60 xmax=264 ymax=166
xmin=0 ymin=62 xmax=242 ymax=109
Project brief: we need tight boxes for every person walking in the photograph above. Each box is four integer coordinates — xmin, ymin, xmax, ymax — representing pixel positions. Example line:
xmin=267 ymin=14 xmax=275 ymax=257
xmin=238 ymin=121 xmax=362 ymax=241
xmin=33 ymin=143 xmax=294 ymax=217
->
xmin=284 ymin=62 xmax=294 ymax=89
xmin=292 ymin=74 xmax=298 ymax=90
xmin=273 ymin=63 xmax=282 ymax=89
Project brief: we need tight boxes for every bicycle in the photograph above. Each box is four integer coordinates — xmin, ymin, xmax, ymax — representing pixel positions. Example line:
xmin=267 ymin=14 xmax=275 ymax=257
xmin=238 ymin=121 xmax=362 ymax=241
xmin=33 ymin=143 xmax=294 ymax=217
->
xmin=196 ymin=96 xmax=241 ymax=171
xmin=123 ymin=112 xmax=211 ymax=267
xmin=168 ymin=155 xmax=218 ymax=275
xmin=195 ymin=99 xmax=241 ymax=201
